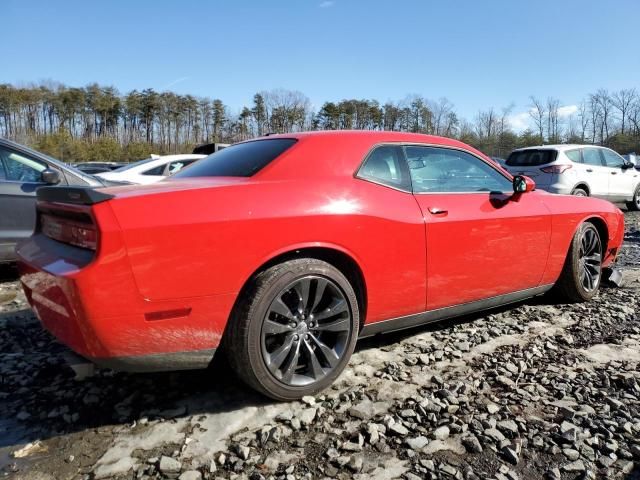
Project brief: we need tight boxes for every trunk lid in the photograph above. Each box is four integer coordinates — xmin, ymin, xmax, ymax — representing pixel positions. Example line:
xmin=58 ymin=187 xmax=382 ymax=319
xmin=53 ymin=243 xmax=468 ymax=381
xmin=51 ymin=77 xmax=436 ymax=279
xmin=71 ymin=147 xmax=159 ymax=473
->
xmin=97 ymin=177 xmax=250 ymax=200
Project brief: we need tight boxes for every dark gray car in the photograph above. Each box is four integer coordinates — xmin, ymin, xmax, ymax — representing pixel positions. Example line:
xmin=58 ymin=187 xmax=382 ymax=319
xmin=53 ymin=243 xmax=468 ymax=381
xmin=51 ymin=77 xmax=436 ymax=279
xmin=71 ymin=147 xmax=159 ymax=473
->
xmin=0 ymin=138 xmax=115 ymax=263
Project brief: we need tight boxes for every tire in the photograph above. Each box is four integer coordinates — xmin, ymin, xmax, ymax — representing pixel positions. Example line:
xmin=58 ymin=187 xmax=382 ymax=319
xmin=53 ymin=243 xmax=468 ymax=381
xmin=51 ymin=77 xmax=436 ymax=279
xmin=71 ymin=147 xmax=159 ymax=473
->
xmin=225 ymin=258 xmax=359 ymax=400
xmin=554 ymin=222 xmax=603 ymax=303
xmin=626 ymin=184 xmax=640 ymax=211
xmin=571 ymin=187 xmax=588 ymax=197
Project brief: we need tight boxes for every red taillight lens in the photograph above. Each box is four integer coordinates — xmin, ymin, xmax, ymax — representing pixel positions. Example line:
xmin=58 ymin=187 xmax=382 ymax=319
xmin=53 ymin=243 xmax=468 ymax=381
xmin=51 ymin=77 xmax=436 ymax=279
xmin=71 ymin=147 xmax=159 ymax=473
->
xmin=540 ymin=164 xmax=572 ymax=174
xmin=41 ymin=214 xmax=98 ymax=250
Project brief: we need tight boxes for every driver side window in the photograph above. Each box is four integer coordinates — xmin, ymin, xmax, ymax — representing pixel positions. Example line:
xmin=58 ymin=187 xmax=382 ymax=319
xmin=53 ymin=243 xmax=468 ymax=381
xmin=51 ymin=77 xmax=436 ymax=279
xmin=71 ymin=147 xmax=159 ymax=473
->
xmin=406 ymin=146 xmax=512 ymax=193
xmin=602 ymin=149 xmax=624 ymax=168
xmin=0 ymin=147 xmax=47 ymax=183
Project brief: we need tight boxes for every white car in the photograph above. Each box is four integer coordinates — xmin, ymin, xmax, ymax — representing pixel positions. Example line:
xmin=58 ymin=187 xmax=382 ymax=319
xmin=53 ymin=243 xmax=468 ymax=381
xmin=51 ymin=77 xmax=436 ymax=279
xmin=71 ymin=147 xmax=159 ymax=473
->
xmin=95 ymin=154 xmax=206 ymax=185
xmin=505 ymin=144 xmax=640 ymax=211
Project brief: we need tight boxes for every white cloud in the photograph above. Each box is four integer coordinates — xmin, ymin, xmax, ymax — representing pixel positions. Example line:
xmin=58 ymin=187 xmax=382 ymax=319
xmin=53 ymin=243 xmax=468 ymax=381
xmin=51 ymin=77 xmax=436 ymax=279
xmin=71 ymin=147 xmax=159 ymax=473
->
xmin=508 ymin=111 xmax=532 ymax=132
xmin=507 ymin=104 xmax=579 ymax=132
xmin=557 ymin=104 xmax=578 ymax=118
xmin=319 ymin=1 xmax=335 ymax=7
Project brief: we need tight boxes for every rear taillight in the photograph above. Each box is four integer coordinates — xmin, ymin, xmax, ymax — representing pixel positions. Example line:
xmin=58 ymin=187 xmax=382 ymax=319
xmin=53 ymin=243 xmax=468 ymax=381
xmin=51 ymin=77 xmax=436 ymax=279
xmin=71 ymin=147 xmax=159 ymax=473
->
xmin=40 ymin=213 xmax=98 ymax=250
xmin=540 ymin=164 xmax=572 ymax=174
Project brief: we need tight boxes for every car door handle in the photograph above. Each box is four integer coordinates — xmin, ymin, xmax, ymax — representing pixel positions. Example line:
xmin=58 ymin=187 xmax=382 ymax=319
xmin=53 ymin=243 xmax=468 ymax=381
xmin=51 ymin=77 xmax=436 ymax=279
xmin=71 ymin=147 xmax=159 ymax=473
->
xmin=428 ymin=207 xmax=448 ymax=215
xmin=611 ymin=171 xmax=618 ymax=175
xmin=586 ymin=169 xmax=593 ymax=172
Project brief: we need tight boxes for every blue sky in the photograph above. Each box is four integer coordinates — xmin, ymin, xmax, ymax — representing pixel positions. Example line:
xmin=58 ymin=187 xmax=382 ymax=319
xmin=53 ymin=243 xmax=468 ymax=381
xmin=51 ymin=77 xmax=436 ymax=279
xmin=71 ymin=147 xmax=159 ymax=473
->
xmin=3 ymin=0 xmax=639 ymax=128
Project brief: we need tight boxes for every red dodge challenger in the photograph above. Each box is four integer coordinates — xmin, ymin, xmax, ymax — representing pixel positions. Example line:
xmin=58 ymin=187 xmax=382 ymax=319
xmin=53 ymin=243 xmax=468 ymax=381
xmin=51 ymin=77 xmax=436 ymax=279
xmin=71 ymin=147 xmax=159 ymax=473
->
xmin=17 ymin=131 xmax=624 ymax=400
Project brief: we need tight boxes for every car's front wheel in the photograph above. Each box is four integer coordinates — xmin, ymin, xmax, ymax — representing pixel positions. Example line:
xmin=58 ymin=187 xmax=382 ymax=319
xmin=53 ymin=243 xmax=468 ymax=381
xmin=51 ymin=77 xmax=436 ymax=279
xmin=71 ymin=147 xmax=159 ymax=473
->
xmin=626 ymin=184 xmax=640 ymax=211
xmin=225 ymin=258 xmax=359 ymax=400
xmin=554 ymin=222 xmax=602 ymax=302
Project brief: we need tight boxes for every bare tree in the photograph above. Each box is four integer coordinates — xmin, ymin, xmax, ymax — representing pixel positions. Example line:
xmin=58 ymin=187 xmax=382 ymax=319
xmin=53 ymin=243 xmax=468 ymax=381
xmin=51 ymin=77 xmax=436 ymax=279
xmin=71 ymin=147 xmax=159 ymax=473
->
xmin=546 ymin=97 xmax=560 ymax=143
xmin=529 ymin=96 xmax=546 ymax=143
xmin=577 ymin=101 xmax=589 ymax=142
xmin=475 ymin=108 xmax=498 ymax=140
xmin=430 ymin=97 xmax=454 ymax=136
xmin=612 ymin=88 xmax=637 ymax=135
xmin=593 ymin=89 xmax=613 ymax=142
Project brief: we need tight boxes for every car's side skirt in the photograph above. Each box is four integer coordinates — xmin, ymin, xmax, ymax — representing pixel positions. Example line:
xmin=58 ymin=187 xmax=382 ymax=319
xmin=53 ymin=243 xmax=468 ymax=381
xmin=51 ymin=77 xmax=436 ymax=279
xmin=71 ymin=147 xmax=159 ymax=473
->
xmin=359 ymin=284 xmax=554 ymax=338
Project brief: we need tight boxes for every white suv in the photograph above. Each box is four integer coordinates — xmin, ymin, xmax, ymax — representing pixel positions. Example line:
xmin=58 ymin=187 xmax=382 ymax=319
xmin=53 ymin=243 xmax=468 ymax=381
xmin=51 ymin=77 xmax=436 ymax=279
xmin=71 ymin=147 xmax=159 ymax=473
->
xmin=505 ymin=145 xmax=640 ymax=211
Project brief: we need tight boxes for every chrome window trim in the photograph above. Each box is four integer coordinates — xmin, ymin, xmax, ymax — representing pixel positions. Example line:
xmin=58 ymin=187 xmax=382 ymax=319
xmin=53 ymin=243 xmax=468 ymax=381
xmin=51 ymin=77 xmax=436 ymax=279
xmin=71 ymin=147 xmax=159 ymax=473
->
xmin=354 ymin=141 xmax=514 ymax=195
xmin=403 ymin=143 xmax=513 ymax=195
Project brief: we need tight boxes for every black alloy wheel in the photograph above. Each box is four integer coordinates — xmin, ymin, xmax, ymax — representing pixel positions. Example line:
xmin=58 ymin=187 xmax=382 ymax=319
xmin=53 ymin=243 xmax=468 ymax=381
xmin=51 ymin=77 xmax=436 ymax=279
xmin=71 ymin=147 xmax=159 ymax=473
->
xmin=261 ymin=275 xmax=352 ymax=386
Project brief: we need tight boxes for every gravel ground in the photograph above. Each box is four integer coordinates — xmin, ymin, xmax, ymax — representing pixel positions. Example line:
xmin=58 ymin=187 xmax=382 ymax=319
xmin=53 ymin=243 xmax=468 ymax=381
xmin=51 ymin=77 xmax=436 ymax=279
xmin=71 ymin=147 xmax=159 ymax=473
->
xmin=1 ymin=211 xmax=639 ymax=480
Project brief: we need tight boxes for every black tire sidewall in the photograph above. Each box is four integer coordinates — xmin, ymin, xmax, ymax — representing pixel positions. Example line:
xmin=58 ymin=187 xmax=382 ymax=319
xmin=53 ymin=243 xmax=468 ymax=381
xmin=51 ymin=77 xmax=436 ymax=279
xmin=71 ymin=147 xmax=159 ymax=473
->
xmin=629 ymin=185 xmax=640 ymax=211
xmin=568 ymin=223 xmax=601 ymax=300
xmin=244 ymin=260 xmax=359 ymax=400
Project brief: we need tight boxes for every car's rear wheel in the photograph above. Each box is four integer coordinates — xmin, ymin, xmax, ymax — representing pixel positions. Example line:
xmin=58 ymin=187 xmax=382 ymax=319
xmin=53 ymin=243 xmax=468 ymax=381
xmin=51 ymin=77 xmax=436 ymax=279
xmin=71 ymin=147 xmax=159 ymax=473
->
xmin=225 ymin=258 xmax=359 ymax=400
xmin=626 ymin=184 xmax=640 ymax=211
xmin=571 ymin=187 xmax=588 ymax=197
xmin=554 ymin=222 xmax=602 ymax=302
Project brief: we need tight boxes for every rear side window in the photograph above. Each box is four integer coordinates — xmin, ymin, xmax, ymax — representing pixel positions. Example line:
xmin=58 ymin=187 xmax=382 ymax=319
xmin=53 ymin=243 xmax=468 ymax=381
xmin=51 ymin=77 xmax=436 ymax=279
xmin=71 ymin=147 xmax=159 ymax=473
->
xmin=582 ymin=148 xmax=604 ymax=166
xmin=506 ymin=149 xmax=557 ymax=167
xmin=357 ymin=145 xmax=410 ymax=190
xmin=174 ymin=139 xmax=297 ymax=178
xmin=565 ymin=150 xmax=581 ymax=163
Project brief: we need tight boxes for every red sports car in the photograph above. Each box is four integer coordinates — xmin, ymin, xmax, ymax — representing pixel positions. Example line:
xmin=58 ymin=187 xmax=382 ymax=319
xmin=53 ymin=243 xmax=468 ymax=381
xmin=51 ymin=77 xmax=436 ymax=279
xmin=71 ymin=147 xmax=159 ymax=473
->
xmin=17 ymin=131 xmax=624 ymax=400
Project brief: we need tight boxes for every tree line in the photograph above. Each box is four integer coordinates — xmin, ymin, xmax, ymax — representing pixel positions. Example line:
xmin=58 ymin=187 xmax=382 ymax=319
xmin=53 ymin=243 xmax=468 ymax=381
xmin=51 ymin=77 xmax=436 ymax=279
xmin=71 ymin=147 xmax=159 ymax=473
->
xmin=1 ymin=82 xmax=639 ymax=162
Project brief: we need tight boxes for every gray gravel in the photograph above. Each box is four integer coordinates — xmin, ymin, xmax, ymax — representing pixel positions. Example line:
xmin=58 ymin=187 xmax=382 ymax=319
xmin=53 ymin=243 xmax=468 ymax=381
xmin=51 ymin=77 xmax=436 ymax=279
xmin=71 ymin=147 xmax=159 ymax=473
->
xmin=1 ymin=211 xmax=639 ymax=480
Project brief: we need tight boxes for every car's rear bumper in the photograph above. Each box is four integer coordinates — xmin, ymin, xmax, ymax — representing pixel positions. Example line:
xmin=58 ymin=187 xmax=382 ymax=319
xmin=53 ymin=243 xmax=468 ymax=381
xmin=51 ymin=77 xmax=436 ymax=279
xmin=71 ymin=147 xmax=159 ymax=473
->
xmin=17 ymin=234 xmax=235 ymax=372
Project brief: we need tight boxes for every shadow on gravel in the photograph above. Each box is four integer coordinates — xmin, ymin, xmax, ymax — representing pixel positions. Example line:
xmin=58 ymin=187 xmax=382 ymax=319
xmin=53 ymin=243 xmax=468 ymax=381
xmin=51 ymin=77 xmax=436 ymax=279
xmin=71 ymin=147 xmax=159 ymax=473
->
xmin=0 ymin=283 xmax=634 ymax=473
xmin=0 ymin=295 xmax=547 ymax=456
xmin=0 ymin=264 xmax=19 ymax=282
xmin=356 ymin=294 xmax=560 ymax=351
xmin=0 ymin=285 xmax=596 ymax=453
xmin=0 ymin=309 xmax=272 ymax=454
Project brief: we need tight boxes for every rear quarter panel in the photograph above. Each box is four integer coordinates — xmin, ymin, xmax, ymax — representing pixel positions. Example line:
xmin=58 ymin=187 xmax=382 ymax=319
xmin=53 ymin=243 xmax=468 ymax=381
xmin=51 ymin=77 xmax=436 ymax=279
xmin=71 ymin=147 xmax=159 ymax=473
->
xmin=108 ymin=178 xmax=427 ymax=324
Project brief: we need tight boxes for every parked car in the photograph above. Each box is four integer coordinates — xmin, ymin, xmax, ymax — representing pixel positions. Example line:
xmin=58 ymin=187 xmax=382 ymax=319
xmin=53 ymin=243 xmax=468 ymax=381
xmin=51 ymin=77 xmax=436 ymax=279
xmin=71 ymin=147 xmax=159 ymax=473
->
xmin=193 ymin=143 xmax=230 ymax=155
xmin=95 ymin=154 xmax=205 ymax=184
xmin=504 ymin=145 xmax=640 ymax=210
xmin=0 ymin=138 xmax=126 ymax=263
xmin=18 ymin=131 xmax=624 ymax=400
xmin=74 ymin=161 xmax=127 ymax=175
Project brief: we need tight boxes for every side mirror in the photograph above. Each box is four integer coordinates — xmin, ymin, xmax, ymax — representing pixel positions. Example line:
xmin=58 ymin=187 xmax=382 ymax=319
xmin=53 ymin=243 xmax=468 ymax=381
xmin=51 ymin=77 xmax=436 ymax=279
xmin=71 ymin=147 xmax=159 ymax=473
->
xmin=622 ymin=160 xmax=634 ymax=170
xmin=513 ymin=175 xmax=535 ymax=194
xmin=41 ymin=168 xmax=61 ymax=185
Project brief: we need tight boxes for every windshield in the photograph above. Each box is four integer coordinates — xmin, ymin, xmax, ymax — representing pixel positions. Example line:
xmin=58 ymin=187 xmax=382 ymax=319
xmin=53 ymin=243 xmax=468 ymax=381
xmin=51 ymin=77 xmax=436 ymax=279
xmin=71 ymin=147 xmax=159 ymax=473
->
xmin=173 ymin=139 xmax=297 ymax=178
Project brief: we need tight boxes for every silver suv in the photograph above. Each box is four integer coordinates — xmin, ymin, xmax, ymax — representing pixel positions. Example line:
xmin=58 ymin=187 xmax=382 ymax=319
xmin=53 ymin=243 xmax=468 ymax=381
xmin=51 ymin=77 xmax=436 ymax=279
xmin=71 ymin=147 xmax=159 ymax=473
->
xmin=505 ymin=145 xmax=640 ymax=211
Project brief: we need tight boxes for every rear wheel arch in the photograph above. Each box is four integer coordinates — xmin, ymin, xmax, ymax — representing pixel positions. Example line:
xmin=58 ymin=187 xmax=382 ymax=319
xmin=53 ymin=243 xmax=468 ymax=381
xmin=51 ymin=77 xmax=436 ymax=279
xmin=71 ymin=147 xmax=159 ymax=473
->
xmin=583 ymin=216 xmax=608 ymax=255
xmin=571 ymin=183 xmax=590 ymax=196
xmin=231 ymin=246 xmax=368 ymax=331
